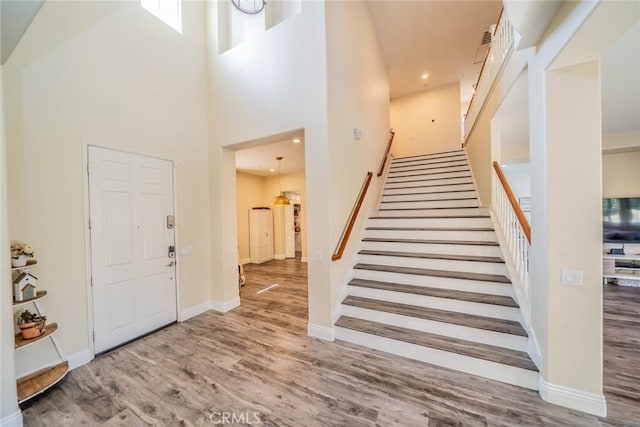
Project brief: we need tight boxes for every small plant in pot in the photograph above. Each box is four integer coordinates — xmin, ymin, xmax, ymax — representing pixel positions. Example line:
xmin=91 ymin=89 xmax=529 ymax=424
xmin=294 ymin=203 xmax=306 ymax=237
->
xmin=11 ymin=241 xmax=34 ymax=268
xmin=17 ymin=310 xmax=46 ymax=340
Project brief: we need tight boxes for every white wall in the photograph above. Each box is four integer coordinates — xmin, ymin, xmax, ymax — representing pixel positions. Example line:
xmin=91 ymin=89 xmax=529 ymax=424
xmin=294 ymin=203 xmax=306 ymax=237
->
xmin=390 ymin=83 xmax=461 ymax=157
xmin=1 ymin=66 xmax=22 ymax=426
xmin=325 ymin=0 xmax=390 ymax=319
xmin=207 ymin=0 xmax=389 ymax=334
xmin=207 ymin=0 xmax=332 ymax=329
xmin=3 ymin=1 xmax=212 ymax=374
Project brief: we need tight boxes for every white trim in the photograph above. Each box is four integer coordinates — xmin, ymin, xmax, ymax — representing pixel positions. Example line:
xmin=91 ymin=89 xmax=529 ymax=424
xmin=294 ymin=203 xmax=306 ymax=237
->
xmin=239 ymin=258 xmax=251 ymax=265
xmin=539 ymin=378 xmax=607 ymax=417
xmin=179 ymin=300 xmax=213 ymax=321
xmin=211 ymin=297 xmax=241 ymax=313
xmin=81 ymin=142 xmax=96 ymax=356
xmin=307 ymin=323 xmax=335 ymax=341
xmin=67 ymin=349 xmax=94 ymax=371
xmin=1 ymin=411 xmax=23 ymax=427
xmin=274 ymin=254 xmax=286 ymax=260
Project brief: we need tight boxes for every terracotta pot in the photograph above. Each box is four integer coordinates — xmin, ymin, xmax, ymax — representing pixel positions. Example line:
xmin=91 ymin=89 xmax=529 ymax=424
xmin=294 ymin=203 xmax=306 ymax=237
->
xmin=19 ymin=321 xmax=45 ymax=340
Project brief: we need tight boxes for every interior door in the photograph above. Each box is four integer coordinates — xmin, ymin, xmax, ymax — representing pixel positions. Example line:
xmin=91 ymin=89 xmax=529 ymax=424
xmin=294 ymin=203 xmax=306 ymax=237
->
xmin=88 ymin=146 xmax=177 ymax=354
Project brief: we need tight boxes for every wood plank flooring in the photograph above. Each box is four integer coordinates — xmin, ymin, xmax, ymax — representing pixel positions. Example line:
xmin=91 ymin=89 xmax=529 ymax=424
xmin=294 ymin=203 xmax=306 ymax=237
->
xmin=20 ymin=259 xmax=640 ymax=426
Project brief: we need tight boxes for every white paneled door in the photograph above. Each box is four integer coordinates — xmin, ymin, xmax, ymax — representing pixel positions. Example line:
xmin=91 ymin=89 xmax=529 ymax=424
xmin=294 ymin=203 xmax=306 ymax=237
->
xmin=88 ymin=147 xmax=177 ymax=354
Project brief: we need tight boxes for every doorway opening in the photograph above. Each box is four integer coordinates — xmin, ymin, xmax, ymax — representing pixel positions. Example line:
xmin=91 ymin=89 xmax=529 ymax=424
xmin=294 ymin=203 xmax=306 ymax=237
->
xmin=231 ymin=129 xmax=309 ymax=332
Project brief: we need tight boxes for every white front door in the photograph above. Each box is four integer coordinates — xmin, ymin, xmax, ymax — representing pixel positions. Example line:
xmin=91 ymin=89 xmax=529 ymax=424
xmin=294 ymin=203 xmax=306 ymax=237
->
xmin=88 ymin=146 xmax=177 ymax=354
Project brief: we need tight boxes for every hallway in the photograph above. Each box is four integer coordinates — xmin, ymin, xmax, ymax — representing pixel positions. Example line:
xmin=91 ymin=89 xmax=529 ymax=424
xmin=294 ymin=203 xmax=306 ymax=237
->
xmin=19 ymin=259 xmax=639 ymax=426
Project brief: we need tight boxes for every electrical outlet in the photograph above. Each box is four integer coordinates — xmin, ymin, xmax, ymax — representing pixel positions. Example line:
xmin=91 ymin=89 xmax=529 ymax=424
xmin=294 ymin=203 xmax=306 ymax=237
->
xmin=315 ymin=250 xmax=322 ymax=261
xmin=561 ymin=269 xmax=583 ymax=286
xmin=353 ymin=128 xmax=362 ymax=140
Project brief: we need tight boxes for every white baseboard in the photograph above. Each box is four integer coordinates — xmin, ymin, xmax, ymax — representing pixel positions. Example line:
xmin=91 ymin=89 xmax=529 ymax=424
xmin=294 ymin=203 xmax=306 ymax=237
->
xmin=301 ymin=257 xmax=307 ymax=262
xmin=307 ymin=323 xmax=335 ymax=341
xmin=240 ymin=258 xmax=251 ymax=265
xmin=274 ymin=254 xmax=286 ymax=260
xmin=179 ymin=300 xmax=213 ymax=321
xmin=539 ymin=378 xmax=607 ymax=417
xmin=1 ymin=410 xmax=23 ymax=427
xmin=67 ymin=349 xmax=93 ymax=371
xmin=211 ymin=297 xmax=241 ymax=313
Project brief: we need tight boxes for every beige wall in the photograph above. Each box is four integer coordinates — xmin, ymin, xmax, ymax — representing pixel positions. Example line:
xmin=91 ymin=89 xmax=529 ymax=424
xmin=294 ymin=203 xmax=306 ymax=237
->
xmin=263 ymin=172 xmax=308 ymax=260
xmin=3 ymin=1 xmax=212 ymax=375
xmin=236 ymin=172 xmax=267 ymax=262
xmin=390 ymin=83 xmax=462 ymax=157
xmin=603 ymin=150 xmax=640 ymax=197
xmin=236 ymin=171 xmax=308 ymax=263
xmin=603 ymin=129 xmax=640 ymax=151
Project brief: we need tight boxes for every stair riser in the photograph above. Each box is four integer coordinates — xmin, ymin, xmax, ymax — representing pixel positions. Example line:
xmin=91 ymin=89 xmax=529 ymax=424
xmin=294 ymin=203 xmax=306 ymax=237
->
xmin=334 ymin=328 xmax=539 ymax=390
xmin=367 ymin=217 xmax=492 ymax=228
xmin=374 ymin=207 xmax=490 ymax=217
xmin=352 ymin=269 xmax=513 ymax=296
xmin=356 ymin=255 xmax=508 ymax=276
xmin=393 ymin=152 xmax=466 ymax=163
xmin=383 ymin=184 xmax=476 ymax=195
xmin=390 ymin=160 xmax=469 ymax=172
xmin=387 ymin=171 xmax=471 ymax=182
xmin=380 ymin=199 xmax=478 ymax=210
xmin=382 ymin=191 xmax=477 ymax=202
xmin=364 ymin=229 xmax=497 ymax=241
xmin=388 ymin=166 xmax=470 ymax=178
xmin=347 ymin=286 xmax=518 ymax=321
xmin=385 ymin=177 xmax=474 ymax=189
xmin=360 ymin=241 xmax=503 ymax=258
xmin=341 ymin=305 xmax=528 ymax=351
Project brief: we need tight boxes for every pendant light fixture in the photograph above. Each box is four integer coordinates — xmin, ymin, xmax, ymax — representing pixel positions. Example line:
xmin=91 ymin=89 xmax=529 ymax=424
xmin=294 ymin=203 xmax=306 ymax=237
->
xmin=271 ymin=156 xmax=290 ymax=206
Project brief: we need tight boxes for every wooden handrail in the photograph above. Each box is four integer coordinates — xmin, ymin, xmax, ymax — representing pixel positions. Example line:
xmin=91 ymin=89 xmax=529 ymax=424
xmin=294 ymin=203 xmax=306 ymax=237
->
xmin=493 ymin=161 xmax=531 ymax=243
xmin=332 ymin=172 xmax=373 ymax=261
xmin=377 ymin=130 xmax=396 ymax=177
xmin=465 ymin=8 xmax=503 ymax=119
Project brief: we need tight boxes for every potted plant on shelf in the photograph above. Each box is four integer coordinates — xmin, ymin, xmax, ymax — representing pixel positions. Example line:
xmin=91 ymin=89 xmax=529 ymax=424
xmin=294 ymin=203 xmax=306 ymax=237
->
xmin=17 ymin=310 xmax=47 ymax=340
xmin=10 ymin=241 xmax=34 ymax=268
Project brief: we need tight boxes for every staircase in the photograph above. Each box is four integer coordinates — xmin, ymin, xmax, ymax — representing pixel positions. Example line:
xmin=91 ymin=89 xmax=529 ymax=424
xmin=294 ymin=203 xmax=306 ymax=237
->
xmin=334 ymin=149 xmax=539 ymax=390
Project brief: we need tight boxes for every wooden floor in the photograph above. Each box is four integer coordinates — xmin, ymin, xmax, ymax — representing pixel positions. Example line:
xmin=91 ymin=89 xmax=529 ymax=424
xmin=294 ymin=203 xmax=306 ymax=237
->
xmin=20 ymin=259 xmax=640 ymax=426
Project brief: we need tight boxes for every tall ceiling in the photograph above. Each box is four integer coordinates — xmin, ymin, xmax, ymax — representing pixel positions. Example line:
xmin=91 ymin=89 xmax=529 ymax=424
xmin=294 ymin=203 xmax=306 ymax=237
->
xmin=367 ymin=0 xmax=503 ymax=101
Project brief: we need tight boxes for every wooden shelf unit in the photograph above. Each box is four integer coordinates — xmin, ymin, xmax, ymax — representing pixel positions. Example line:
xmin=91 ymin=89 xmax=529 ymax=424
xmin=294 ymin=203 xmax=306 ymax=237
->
xmin=11 ymin=260 xmax=68 ymax=404
xmin=13 ymin=290 xmax=47 ymax=308
xmin=15 ymin=323 xmax=58 ymax=349
xmin=17 ymin=361 xmax=69 ymax=403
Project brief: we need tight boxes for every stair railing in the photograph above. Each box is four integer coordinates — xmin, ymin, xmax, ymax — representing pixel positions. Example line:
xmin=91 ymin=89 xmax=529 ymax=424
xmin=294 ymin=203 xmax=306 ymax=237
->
xmin=464 ymin=10 xmax=514 ymax=142
xmin=492 ymin=162 xmax=530 ymax=302
xmin=332 ymin=129 xmax=395 ymax=262
xmin=332 ymin=172 xmax=373 ymax=261
xmin=377 ymin=129 xmax=396 ymax=177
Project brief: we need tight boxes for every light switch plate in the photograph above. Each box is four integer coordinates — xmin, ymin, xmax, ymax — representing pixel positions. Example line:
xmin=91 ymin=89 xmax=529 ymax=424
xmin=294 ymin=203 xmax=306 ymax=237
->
xmin=561 ymin=269 xmax=583 ymax=286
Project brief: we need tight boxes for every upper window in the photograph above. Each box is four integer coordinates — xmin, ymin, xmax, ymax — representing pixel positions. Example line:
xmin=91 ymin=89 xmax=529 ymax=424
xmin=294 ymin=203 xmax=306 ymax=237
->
xmin=231 ymin=0 xmax=266 ymax=15
xmin=141 ymin=0 xmax=182 ymax=33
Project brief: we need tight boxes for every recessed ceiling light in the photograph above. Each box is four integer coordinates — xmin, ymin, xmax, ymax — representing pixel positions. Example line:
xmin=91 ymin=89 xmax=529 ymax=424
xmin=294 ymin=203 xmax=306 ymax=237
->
xmin=269 ymin=168 xmax=275 ymax=172
xmin=292 ymin=138 xmax=301 ymax=144
xmin=421 ymin=73 xmax=429 ymax=80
